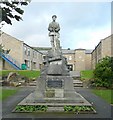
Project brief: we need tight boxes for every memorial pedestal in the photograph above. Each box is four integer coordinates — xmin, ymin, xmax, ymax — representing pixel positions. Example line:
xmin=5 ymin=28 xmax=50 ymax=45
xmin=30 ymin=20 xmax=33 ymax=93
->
xmin=14 ymin=15 xmax=95 ymax=114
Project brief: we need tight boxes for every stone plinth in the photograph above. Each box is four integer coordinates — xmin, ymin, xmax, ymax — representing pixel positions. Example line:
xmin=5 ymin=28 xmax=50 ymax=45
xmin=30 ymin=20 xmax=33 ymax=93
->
xmin=13 ymin=15 xmax=96 ymax=114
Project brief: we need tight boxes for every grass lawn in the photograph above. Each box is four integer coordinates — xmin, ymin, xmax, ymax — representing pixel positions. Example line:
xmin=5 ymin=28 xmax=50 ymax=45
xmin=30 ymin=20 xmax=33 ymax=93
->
xmin=0 ymin=88 xmax=18 ymax=100
xmin=81 ymin=70 xmax=94 ymax=80
xmin=92 ymin=89 xmax=113 ymax=104
xmin=1 ymin=70 xmax=40 ymax=79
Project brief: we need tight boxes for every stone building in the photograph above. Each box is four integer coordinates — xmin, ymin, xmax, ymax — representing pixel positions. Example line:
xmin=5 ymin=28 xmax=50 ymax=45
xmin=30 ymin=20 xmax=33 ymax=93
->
xmin=38 ymin=48 xmax=92 ymax=71
xmin=1 ymin=32 xmax=43 ymax=70
xmin=38 ymin=35 xmax=113 ymax=71
xmin=91 ymin=34 xmax=113 ymax=69
xmin=1 ymin=32 xmax=112 ymax=71
xmin=62 ymin=49 xmax=92 ymax=71
xmin=62 ymin=49 xmax=75 ymax=71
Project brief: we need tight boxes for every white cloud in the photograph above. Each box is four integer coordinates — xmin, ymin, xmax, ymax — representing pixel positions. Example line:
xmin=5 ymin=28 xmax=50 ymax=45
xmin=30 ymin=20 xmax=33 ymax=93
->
xmin=32 ymin=0 xmax=112 ymax=2
xmin=23 ymin=34 xmax=51 ymax=47
xmin=1 ymin=2 xmax=111 ymax=50
xmin=75 ymin=24 xmax=111 ymax=49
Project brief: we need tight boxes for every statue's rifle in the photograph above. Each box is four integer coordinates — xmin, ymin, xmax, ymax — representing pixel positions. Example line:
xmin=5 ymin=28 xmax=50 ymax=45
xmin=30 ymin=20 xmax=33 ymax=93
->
xmin=53 ymin=29 xmax=56 ymax=49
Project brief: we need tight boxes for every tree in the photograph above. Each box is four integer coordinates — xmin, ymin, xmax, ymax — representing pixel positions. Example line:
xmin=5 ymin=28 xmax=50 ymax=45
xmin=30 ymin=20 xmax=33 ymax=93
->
xmin=0 ymin=0 xmax=31 ymax=25
xmin=93 ymin=56 xmax=113 ymax=88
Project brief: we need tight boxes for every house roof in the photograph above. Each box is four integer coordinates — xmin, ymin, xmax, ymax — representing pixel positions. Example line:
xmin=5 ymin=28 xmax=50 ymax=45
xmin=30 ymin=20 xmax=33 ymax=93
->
xmin=85 ymin=49 xmax=93 ymax=54
xmin=62 ymin=49 xmax=75 ymax=54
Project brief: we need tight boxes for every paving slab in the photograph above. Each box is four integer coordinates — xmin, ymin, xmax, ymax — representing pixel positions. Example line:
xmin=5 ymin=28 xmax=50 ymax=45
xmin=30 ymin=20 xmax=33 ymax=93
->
xmin=1 ymin=87 xmax=112 ymax=119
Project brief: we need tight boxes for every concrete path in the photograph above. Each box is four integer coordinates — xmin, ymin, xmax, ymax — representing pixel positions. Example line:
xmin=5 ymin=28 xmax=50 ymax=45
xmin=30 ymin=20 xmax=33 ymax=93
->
xmin=1 ymin=87 xmax=112 ymax=120
xmin=70 ymin=71 xmax=80 ymax=78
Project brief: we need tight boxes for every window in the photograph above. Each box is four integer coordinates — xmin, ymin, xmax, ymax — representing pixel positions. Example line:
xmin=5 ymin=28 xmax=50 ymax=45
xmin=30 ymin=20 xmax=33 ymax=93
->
xmin=27 ymin=48 xmax=30 ymax=56
xmin=33 ymin=62 xmax=36 ymax=69
xmin=27 ymin=61 xmax=30 ymax=68
xmin=33 ymin=51 xmax=35 ymax=58
xmin=24 ymin=60 xmax=30 ymax=68
xmin=24 ymin=46 xmax=27 ymax=55
xmin=43 ymin=55 xmax=46 ymax=60
xmin=79 ymin=56 xmax=82 ymax=59
xmin=69 ymin=56 xmax=72 ymax=60
xmin=33 ymin=51 xmax=37 ymax=58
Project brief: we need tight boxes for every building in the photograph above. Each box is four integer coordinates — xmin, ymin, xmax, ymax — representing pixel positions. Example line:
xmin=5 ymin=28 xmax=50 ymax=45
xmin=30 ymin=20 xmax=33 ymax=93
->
xmin=1 ymin=32 xmax=43 ymax=70
xmin=1 ymin=32 xmax=112 ymax=71
xmin=91 ymin=34 xmax=113 ymax=69
xmin=38 ymin=48 xmax=92 ymax=72
xmin=23 ymin=43 xmax=43 ymax=70
xmin=38 ymin=35 xmax=113 ymax=71
xmin=62 ymin=49 xmax=75 ymax=71
xmin=62 ymin=49 xmax=92 ymax=71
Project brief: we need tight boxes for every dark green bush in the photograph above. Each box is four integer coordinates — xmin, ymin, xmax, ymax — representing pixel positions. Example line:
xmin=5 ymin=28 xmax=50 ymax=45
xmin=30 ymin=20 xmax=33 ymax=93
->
xmin=15 ymin=105 xmax=48 ymax=112
xmin=93 ymin=56 xmax=113 ymax=88
xmin=64 ymin=105 xmax=95 ymax=113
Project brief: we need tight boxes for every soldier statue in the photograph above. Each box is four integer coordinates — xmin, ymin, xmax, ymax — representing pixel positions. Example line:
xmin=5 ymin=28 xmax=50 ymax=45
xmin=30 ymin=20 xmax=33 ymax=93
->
xmin=48 ymin=15 xmax=60 ymax=51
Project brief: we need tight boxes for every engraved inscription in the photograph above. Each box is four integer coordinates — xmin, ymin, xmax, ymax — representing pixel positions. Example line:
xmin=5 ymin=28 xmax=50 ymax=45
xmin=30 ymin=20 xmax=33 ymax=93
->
xmin=47 ymin=80 xmax=63 ymax=88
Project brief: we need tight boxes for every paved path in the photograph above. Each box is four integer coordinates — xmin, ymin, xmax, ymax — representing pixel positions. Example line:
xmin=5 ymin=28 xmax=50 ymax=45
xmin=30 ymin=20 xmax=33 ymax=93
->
xmin=1 ymin=87 xmax=112 ymax=120
xmin=70 ymin=71 xmax=80 ymax=78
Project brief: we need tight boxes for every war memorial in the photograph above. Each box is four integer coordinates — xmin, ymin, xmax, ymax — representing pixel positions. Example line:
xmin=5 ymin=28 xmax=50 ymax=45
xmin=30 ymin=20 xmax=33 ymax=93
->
xmin=13 ymin=15 xmax=96 ymax=114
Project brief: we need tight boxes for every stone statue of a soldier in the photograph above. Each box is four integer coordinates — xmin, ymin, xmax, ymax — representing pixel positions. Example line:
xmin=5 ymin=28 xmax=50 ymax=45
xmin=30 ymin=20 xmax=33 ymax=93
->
xmin=48 ymin=15 xmax=60 ymax=50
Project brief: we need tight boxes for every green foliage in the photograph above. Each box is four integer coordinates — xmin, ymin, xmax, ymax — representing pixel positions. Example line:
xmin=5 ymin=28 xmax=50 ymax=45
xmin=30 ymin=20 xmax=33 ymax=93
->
xmin=64 ymin=105 xmax=95 ymax=113
xmin=93 ymin=56 xmax=113 ymax=88
xmin=0 ymin=0 xmax=31 ymax=25
xmin=15 ymin=105 xmax=48 ymax=112
xmin=1 ymin=70 xmax=40 ymax=79
xmin=92 ymin=89 xmax=113 ymax=104
xmin=0 ymin=88 xmax=18 ymax=100
xmin=81 ymin=70 xmax=94 ymax=80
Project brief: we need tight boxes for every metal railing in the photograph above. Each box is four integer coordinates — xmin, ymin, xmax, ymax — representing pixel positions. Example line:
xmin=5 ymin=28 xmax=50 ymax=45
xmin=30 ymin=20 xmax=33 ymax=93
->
xmin=1 ymin=52 xmax=21 ymax=69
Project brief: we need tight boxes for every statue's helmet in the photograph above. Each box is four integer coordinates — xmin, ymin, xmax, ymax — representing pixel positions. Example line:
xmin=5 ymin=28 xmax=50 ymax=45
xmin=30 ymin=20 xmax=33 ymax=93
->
xmin=52 ymin=15 xmax=57 ymax=18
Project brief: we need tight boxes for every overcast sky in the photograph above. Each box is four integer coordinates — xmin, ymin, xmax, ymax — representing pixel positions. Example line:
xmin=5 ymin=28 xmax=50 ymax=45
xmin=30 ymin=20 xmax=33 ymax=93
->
xmin=2 ymin=1 xmax=111 ymax=50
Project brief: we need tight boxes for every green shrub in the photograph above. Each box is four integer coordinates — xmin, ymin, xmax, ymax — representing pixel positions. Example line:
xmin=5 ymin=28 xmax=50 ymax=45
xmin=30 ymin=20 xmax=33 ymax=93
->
xmin=93 ymin=56 xmax=113 ymax=88
xmin=64 ymin=105 xmax=95 ymax=113
xmin=15 ymin=105 xmax=48 ymax=112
